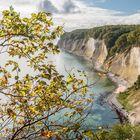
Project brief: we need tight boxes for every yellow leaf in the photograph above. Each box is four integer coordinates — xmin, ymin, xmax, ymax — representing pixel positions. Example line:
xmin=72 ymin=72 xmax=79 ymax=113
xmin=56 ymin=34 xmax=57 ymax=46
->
xmin=7 ymin=108 xmax=16 ymax=118
xmin=41 ymin=131 xmax=53 ymax=138
xmin=21 ymin=91 xmax=26 ymax=96
xmin=5 ymin=128 xmax=8 ymax=133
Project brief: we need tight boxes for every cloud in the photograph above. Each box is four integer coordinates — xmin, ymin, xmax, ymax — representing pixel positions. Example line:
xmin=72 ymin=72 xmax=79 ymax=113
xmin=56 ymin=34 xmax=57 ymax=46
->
xmin=39 ymin=0 xmax=58 ymax=13
xmin=0 ymin=0 xmax=39 ymax=16
xmin=46 ymin=0 xmax=137 ymax=31
xmin=0 ymin=0 xmax=140 ymax=31
xmin=39 ymin=0 xmax=80 ymax=14
xmin=46 ymin=0 xmax=140 ymax=31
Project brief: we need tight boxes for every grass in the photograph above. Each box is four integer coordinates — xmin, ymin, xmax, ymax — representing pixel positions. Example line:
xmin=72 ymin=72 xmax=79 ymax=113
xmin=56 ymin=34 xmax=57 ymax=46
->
xmin=118 ymin=87 xmax=140 ymax=111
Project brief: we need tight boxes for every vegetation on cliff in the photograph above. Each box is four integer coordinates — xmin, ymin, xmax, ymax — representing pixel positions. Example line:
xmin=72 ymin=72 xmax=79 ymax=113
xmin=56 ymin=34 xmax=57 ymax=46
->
xmin=61 ymin=25 xmax=140 ymax=56
xmin=118 ymin=75 xmax=140 ymax=111
xmin=93 ymin=124 xmax=140 ymax=140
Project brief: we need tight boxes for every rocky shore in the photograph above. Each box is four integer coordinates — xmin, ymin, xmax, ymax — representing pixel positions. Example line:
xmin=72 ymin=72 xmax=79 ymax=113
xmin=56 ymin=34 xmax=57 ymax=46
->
xmin=58 ymin=26 xmax=140 ymax=124
xmin=61 ymin=49 xmax=133 ymax=124
xmin=107 ymin=73 xmax=130 ymax=123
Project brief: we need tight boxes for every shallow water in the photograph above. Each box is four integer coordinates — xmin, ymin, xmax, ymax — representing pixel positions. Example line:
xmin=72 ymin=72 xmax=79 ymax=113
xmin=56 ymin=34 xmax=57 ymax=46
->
xmin=49 ymin=51 xmax=119 ymax=128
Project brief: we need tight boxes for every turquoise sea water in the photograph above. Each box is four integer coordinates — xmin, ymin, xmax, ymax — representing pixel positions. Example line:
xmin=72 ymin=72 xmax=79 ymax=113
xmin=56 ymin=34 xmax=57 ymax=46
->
xmin=49 ymin=51 xmax=119 ymax=128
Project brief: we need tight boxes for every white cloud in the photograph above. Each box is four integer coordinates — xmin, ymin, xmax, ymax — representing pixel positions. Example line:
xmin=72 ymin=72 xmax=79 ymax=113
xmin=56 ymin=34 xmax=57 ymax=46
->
xmin=39 ymin=0 xmax=80 ymax=13
xmin=0 ymin=0 xmax=140 ymax=31
xmin=47 ymin=0 xmax=140 ymax=31
xmin=0 ymin=0 xmax=39 ymax=16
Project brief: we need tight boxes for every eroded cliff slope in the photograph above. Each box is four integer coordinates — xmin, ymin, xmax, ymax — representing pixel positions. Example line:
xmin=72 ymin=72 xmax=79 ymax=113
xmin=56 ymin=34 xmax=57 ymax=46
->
xmin=118 ymin=76 xmax=140 ymax=124
xmin=58 ymin=25 xmax=140 ymax=85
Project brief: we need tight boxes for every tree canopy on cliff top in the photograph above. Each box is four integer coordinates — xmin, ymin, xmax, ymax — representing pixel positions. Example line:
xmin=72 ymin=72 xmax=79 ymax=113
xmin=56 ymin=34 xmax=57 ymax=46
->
xmin=60 ymin=25 xmax=140 ymax=56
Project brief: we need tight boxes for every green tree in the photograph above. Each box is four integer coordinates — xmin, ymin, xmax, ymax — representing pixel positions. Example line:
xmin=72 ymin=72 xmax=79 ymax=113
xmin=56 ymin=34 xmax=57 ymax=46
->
xmin=108 ymin=124 xmax=133 ymax=140
xmin=95 ymin=124 xmax=140 ymax=140
xmin=0 ymin=7 xmax=93 ymax=140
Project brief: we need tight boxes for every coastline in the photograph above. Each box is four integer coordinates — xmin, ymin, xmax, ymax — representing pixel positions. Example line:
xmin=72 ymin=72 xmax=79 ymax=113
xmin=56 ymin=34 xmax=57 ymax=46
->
xmin=61 ymin=49 xmax=131 ymax=123
xmin=107 ymin=73 xmax=130 ymax=123
xmin=92 ymin=59 xmax=131 ymax=123
xmin=94 ymin=63 xmax=131 ymax=123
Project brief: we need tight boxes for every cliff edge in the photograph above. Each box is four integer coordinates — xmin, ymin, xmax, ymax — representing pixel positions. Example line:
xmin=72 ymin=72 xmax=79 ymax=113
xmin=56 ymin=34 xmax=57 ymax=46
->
xmin=58 ymin=25 xmax=140 ymax=124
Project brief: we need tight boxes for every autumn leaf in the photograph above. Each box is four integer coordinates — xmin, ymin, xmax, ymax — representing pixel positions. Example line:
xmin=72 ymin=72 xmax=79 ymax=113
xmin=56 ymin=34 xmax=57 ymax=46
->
xmin=41 ymin=131 xmax=54 ymax=138
xmin=0 ymin=76 xmax=8 ymax=86
xmin=7 ymin=108 xmax=16 ymax=118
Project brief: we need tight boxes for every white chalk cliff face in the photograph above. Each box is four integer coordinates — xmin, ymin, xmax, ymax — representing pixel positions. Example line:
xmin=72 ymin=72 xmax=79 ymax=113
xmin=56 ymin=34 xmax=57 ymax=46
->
xmin=58 ymin=37 xmax=140 ymax=85
xmin=58 ymin=37 xmax=107 ymax=63
xmin=108 ymin=47 xmax=140 ymax=84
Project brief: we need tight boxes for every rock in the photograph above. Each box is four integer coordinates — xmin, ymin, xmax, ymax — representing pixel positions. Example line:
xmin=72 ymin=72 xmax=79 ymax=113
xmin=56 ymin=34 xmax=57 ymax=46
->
xmin=58 ymin=33 xmax=140 ymax=85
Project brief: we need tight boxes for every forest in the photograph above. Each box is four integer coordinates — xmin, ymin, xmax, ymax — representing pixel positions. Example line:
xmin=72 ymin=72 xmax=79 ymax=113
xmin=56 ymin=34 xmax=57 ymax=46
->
xmin=61 ymin=25 xmax=140 ymax=56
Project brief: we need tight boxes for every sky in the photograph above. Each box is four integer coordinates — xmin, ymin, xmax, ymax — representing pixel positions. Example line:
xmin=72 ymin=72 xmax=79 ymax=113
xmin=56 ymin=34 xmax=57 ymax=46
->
xmin=0 ymin=0 xmax=140 ymax=31
xmin=86 ymin=0 xmax=140 ymax=15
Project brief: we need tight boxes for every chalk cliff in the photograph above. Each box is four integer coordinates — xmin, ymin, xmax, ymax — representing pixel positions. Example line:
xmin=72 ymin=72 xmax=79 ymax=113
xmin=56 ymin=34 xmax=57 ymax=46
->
xmin=58 ymin=26 xmax=140 ymax=84
xmin=58 ymin=25 xmax=140 ymax=124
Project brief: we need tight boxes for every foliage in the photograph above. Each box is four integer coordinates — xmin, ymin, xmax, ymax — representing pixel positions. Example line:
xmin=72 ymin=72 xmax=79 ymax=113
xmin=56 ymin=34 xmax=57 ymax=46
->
xmin=0 ymin=7 xmax=93 ymax=140
xmin=80 ymin=124 xmax=140 ymax=140
xmin=60 ymin=25 xmax=140 ymax=56
xmin=118 ymin=75 xmax=140 ymax=111
xmin=95 ymin=124 xmax=140 ymax=140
